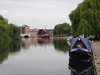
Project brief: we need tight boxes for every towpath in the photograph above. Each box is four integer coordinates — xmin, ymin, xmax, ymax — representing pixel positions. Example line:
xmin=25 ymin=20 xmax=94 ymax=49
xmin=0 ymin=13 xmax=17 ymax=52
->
xmin=92 ymin=41 xmax=100 ymax=75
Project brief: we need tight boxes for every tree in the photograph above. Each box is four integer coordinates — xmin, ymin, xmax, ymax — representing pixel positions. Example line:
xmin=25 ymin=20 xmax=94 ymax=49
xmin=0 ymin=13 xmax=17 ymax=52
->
xmin=9 ymin=24 xmax=21 ymax=40
xmin=53 ymin=23 xmax=71 ymax=36
xmin=0 ymin=14 xmax=21 ymax=40
xmin=69 ymin=0 xmax=100 ymax=38
xmin=76 ymin=19 xmax=92 ymax=36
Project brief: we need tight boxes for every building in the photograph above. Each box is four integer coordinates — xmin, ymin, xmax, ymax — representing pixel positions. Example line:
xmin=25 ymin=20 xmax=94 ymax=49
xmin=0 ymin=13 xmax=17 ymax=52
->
xmin=20 ymin=24 xmax=53 ymax=38
xmin=46 ymin=29 xmax=54 ymax=37
xmin=20 ymin=25 xmax=31 ymax=38
xmin=30 ymin=29 xmax=39 ymax=38
xmin=30 ymin=29 xmax=53 ymax=38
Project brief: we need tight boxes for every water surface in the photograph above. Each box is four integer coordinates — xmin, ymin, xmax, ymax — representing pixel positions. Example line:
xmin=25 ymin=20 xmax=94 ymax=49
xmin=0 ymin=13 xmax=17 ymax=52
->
xmin=0 ymin=38 xmax=94 ymax=75
xmin=0 ymin=38 xmax=70 ymax=75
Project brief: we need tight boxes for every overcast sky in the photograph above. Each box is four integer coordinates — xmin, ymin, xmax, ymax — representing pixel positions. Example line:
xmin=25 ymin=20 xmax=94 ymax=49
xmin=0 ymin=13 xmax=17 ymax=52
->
xmin=0 ymin=0 xmax=84 ymax=29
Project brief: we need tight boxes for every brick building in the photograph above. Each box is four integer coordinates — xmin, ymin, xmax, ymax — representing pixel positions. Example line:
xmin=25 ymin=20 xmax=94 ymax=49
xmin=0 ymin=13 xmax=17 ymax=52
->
xmin=21 ymin=25 xmax=30 ymax=34
xmin=20 ymin=25 xmax=31 ymax=37
xmin=20 ymin=25 xmax=53 ymax=38
xmin=30 ymin=29 xmax=53 ymax=38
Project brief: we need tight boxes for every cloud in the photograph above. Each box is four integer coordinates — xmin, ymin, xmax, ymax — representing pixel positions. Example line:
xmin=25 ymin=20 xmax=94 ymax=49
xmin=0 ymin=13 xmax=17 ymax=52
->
xmin=0 ymin=0 xmax=84 ymax=29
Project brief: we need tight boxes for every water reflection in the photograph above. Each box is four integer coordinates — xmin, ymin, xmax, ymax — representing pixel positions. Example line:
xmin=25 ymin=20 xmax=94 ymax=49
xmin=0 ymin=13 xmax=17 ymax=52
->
xmin=0 ymin=38 xmax=95 ymax=75
xmin=22 ymin=38 xmax=31 ymax=49
xmin=0 ymin=38 xmax=69 ymax=64
xmin=0 ymin=38 xmax=70 ymax=75
xmin=69 ymin=58 xmax=94 ymax=75
xmin=21 ymin=38 xmax=53 ymax=49
xmin=0 ymin=40 xmax=21 ymax=64
xmin=37 ymin=38 xmax=50 ymax=45
xmin=53 ymin=38 xmax=70 ymax=53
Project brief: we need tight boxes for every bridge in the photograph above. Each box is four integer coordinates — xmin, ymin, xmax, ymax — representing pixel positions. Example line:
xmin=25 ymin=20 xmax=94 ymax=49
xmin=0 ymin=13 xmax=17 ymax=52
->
xmin=20 ymin=33 xmax=31 ymax=38
xmin=20 ymin=25 xmax=53 ymax=38
xmin=20 ymin=29 xmax=53 ymax=38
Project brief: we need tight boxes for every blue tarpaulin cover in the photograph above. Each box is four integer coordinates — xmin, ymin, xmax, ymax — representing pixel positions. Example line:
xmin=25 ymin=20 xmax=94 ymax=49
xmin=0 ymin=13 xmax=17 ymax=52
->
xmin=70 ymin=37 xmax=91 ymax=50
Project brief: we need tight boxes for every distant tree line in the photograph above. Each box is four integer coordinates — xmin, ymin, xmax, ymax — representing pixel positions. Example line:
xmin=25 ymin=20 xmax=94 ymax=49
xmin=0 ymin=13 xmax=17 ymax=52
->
xmin=53 ymin=23 xmax=71 ymax=36
xmin=69 ymin=0 xmax=100 ymax=39
xmin=0 ymin=14 xmax=21 ymax=41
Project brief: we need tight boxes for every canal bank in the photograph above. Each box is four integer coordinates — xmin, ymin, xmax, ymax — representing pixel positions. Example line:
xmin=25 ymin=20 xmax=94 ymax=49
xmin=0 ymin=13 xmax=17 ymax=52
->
xmin=92 ymin=41 xmax=100 ymax=75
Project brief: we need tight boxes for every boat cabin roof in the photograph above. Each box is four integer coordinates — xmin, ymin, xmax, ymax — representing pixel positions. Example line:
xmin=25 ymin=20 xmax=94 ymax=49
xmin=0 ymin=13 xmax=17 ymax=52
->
xmin=70 ymin=37 xmax=91 ymax=49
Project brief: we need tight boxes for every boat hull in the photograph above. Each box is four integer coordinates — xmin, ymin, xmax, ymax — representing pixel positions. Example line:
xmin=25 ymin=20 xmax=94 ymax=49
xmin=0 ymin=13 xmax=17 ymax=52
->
xmin=69 ymin=58 xmax=92 ymax=75
xmin=38 ymin=35 xmax=50 ymax=38
xmin=69 ymin=50 xmax=92 ymax=59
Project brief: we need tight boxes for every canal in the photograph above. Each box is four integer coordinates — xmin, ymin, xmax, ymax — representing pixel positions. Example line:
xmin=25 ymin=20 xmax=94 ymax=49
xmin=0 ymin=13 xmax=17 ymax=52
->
xmin=0 ymin=38 xmax=94 ymax=75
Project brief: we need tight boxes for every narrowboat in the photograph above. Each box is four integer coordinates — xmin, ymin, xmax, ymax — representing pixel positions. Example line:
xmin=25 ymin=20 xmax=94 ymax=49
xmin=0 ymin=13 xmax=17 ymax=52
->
xmin=69 ymin=37 xmax=92 ymax=59
xmin=69 ymin=58 xmax=92 ymax=75
xmin=38 ymin=30 xmax=50 ymax=38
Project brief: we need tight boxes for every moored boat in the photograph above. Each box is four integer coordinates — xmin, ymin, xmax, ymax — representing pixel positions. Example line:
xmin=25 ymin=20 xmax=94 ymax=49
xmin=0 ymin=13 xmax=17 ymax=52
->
xmin=69 ymin=58 xmax=93 ymax=75
xmin=38 ymin=30 xmax=50 ymax=38
xmin=69 ymin=37 xmax=92 ymax=59
xmin=67 ymin=35 xmax=73 ymax=46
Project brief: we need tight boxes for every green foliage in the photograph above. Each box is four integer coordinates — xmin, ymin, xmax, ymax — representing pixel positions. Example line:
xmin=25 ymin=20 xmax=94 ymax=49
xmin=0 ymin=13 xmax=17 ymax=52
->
xmin=0 ymin=40 xmax=21 ymax=63
xmin=69 ymin=0 xmax=100 ymax=38
xmin=53 ymin=23 xmax=71 ymax=36
xmin=0 ymin=14 xmax=21 ymax=40
xmin=9 ymin=24 xmax=21 ymax=40
xmin=53 ymin=39 xmax=70 ymax=53
xmin=76 ymin=19 xmax=92 ymax=36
